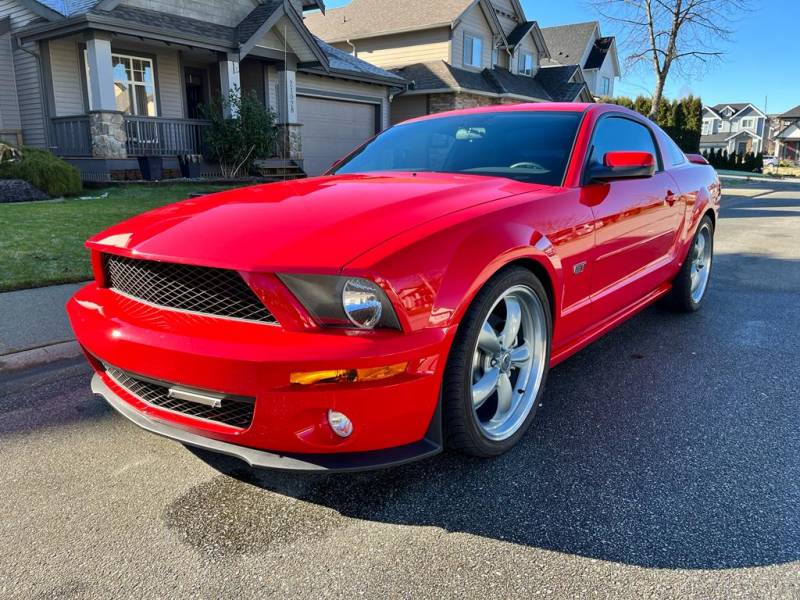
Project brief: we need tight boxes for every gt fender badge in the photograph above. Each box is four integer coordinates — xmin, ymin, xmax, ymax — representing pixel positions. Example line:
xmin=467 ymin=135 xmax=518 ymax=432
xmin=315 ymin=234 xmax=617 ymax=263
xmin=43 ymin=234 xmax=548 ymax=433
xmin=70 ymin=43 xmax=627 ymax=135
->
xmin=573 ymin=261 xmax=587 ymax=275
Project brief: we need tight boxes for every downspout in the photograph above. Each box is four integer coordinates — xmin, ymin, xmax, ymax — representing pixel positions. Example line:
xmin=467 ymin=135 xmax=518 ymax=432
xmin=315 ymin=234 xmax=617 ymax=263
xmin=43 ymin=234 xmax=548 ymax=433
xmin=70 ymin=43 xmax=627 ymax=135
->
xmin=14 ymin=37 xmax=51 ymax=149
xmin=346 ymin=39 xmax=356 ymax=57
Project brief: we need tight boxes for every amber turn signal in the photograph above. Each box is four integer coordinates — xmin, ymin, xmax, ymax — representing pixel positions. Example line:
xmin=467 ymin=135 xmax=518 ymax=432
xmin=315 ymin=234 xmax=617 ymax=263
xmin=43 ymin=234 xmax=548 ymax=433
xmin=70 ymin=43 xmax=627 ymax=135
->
xmin=290 ymin=363 xmax=408 ymax=386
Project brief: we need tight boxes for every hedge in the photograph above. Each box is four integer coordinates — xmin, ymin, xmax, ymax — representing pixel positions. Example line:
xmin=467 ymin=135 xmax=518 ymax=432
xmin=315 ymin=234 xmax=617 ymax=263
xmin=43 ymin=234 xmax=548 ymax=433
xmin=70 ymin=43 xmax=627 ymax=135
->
xmin=0 ymin=147 xmax=82 ymax=197
xmin=598 ymin=95 xmax=703 ymax=154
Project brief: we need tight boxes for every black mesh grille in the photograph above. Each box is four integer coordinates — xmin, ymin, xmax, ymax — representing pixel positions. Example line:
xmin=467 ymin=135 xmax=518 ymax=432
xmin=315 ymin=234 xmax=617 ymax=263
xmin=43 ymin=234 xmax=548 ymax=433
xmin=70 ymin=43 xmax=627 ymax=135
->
xmin=106 ymin=366 xmax=255 ymax=429
xmin=103 ymin=254 xmax=277 ymax=324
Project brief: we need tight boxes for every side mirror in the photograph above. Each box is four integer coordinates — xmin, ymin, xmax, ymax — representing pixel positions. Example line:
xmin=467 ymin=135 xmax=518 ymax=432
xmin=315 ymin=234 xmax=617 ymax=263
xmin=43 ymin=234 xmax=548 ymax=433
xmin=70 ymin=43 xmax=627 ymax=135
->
xmin=589 ymin=151 xmax=656 ymax=182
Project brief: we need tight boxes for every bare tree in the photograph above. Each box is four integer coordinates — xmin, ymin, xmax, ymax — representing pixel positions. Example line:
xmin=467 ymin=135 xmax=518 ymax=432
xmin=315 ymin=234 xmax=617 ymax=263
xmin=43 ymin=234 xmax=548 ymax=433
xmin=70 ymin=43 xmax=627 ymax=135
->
xmin=592 ymin=0 xmax=747 ymax=118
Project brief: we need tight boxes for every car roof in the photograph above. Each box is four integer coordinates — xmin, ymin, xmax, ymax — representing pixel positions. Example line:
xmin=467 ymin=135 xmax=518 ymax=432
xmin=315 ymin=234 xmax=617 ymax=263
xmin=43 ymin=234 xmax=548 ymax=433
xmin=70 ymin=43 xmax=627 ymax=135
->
xmin=400 ymin=102 xmax=637 ymax=125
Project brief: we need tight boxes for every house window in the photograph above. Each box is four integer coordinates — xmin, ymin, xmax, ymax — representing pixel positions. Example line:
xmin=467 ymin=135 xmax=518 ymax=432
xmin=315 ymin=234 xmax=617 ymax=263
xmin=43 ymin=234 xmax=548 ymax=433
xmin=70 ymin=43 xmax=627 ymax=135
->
xmin=464 ymin=34 xmax=483 ymax=68
xmin=491 ymin=48 xmax=499 ymax=67
xmin=600 ymin=76 xmax=611 ymax=96
xmin=85 ymin=51 xmax=158 ymax=116
xmin=741 ymin=118 xmax=755 ymax=129
xmin=519 ymin=52 xmax=534 ymax=76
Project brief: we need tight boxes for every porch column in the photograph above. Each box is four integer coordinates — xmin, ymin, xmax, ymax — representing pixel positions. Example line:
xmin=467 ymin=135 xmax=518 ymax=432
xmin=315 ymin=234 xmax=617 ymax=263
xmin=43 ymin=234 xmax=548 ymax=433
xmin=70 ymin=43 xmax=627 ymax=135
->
xmin=219 ymin=53 xmax=241 ymax=118
xmin=85 ymin=32 xmax=127 ymax=159
xmin=276 ymin=65 xmax=302 ymax=161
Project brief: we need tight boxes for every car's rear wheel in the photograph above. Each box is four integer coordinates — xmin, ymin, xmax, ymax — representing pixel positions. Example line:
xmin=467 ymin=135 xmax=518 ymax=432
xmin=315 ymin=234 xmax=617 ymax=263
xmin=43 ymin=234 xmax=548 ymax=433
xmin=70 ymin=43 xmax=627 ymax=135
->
xmin=443 ymin=267 xmax=551 ymax=457
xmin=664 ymin=215 xmax=715 ymax=312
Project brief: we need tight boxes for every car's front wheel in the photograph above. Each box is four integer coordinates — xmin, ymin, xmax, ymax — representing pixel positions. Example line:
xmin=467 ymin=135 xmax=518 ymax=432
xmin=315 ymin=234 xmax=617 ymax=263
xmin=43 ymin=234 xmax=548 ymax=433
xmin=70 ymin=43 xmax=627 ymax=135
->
xmin=442 ymin=267 xmax=552 ymax=457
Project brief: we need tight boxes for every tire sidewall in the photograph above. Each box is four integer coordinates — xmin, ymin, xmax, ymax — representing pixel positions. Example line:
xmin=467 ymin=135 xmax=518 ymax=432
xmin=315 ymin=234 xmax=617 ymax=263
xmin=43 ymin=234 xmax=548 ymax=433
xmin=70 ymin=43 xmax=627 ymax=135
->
xmin=445 ymin=267 xmax=552 ymax=456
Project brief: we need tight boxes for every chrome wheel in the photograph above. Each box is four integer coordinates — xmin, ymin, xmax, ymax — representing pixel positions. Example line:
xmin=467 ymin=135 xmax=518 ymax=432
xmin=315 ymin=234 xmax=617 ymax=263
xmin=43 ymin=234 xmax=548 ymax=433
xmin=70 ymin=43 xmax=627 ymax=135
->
xmin=470 ymin=285 xmax=548 ymax=441
xmin=690 ymin=223 xmax=713 ymax=303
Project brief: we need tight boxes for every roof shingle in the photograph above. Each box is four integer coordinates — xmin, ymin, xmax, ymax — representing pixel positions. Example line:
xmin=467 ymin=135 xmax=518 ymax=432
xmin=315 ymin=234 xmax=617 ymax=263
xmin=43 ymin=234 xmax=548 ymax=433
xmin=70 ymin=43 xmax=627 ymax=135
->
xmin=304 ymin=0 xmax=472 ymax=42
xmin=392 ymin=61 xmax=587 ymax=102
xmin=540 ymin=22 xmax=597 ymax=67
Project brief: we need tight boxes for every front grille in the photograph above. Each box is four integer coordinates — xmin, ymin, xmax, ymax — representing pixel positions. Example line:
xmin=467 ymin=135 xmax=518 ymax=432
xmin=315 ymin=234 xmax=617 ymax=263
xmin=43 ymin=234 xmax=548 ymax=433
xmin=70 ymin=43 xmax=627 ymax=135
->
xmin=106 ymin=366 xmax=256 ymax=429
xmin=103 ymin=254 xmax=277 ymax=324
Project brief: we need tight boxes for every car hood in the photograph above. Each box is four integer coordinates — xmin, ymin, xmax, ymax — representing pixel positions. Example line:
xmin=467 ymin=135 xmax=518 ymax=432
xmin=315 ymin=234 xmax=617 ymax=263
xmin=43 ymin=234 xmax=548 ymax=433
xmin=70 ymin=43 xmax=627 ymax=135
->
xmin=87 ymin=173 xmax=540 ymax=272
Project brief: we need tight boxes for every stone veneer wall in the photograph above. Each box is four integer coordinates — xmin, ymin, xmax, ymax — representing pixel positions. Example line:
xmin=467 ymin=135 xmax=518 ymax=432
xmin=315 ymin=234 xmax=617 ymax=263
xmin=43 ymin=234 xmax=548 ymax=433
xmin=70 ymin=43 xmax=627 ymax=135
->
xmin=89 ymin=111 xmax=127 ymax=159
xmin=277 ymin=124 xmax=303 ymax=161
xmin=428 ymin=93 xmax=517 ymax=114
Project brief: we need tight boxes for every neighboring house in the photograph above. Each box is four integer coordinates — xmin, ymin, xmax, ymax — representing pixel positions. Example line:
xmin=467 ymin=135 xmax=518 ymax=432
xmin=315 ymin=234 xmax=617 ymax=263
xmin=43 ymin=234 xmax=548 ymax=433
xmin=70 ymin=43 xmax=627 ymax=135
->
xmin=700 ymin=103 xmax=769 ymax=156
xmin=304 ymin=0 xmax=593 ymax=125
xmin=0 ymin=0 xmax=406 ymax=179
xmin=540 ymin=21 xmax=620 ymax=98
xmin=772 ymin=104 xmax=800 ymax=164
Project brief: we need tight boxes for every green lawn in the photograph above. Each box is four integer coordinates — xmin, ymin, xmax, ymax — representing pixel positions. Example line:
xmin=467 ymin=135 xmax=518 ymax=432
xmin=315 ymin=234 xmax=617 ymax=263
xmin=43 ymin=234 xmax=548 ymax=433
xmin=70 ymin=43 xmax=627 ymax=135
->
xmin=0 ymin=184 xmax=243 ymax=292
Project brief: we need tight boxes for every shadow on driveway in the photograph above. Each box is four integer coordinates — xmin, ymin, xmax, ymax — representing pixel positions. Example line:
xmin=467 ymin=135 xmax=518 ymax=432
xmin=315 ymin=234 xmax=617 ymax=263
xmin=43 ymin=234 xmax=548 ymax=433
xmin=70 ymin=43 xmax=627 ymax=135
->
xmin=191 ymin=257 xmax=800 ymax=570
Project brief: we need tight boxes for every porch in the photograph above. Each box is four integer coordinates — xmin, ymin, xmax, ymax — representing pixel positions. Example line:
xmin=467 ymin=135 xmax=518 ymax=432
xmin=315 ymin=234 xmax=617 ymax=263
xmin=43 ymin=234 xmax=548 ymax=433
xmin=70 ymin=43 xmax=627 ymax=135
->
xmin=50 ymin=115 xmax=209 ymax=158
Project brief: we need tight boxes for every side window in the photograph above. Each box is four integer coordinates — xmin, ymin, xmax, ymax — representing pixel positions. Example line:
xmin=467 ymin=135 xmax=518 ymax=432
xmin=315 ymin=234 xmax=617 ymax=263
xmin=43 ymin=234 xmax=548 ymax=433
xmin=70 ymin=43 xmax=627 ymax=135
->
xmin=663 ymin=135 xmax=687 ymax=166
xmin=588 ymin=116 xmax=661 ymax=170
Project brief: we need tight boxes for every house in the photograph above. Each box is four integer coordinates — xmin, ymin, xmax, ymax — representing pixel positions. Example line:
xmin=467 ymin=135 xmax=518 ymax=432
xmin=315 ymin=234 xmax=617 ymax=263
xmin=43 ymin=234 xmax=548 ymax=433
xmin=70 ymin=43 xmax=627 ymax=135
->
xmin=304 ymin=0 xmax=593 ymax=125
xmin=771 ymin=104 xmax=800 ymax=164
xmin=0 ymin=0 xmax=407 ymax=179
xmin=540 ymin=21 xmax=620 ymax=98
xmin=700 ymin=103 xmax=769 ymax=156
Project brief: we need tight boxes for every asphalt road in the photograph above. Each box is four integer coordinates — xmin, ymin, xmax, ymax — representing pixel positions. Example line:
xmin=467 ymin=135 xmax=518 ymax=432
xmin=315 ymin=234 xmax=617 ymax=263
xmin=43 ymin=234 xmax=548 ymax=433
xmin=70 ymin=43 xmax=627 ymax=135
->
xmin=1 ymin=181 xmax=799 ymax=599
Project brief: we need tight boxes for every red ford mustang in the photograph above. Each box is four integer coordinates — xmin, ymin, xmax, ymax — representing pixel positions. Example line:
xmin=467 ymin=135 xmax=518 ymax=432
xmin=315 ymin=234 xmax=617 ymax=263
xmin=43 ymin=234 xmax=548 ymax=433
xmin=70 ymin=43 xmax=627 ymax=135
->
xmin=68 ymin=103 xmax=720 ymax=472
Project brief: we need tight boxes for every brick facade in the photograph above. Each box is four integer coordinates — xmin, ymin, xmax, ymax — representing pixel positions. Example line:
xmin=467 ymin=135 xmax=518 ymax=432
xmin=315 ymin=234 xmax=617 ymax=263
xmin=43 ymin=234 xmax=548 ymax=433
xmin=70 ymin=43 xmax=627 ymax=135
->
xmin=428 ymin=93 xmax=524 ymax=114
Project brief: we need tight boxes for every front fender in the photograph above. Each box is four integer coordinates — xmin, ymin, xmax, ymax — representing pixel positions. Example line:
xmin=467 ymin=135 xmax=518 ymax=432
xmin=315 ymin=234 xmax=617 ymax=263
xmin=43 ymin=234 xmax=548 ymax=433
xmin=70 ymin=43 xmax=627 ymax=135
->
xmin=343 ymin=200 xmax=564 ymax=333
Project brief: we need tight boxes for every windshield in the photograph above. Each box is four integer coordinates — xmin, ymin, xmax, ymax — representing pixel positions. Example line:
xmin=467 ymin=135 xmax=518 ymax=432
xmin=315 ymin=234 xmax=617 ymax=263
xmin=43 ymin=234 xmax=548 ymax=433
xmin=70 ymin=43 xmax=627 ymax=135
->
xmin=333 ymin=110 xmax=583 ymax=186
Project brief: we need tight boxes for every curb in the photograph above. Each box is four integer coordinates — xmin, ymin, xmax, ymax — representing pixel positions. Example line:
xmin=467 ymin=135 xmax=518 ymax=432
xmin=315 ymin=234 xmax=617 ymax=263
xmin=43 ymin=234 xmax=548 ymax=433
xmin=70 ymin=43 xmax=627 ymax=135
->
xmin=0 ymin=341 xmax=82 ymax=373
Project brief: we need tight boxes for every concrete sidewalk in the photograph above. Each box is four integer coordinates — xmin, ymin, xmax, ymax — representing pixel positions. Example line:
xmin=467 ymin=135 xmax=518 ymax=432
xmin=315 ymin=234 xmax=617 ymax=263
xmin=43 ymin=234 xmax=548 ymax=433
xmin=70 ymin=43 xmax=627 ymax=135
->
xmin=0 ymin=282 xmax=85 ymax=369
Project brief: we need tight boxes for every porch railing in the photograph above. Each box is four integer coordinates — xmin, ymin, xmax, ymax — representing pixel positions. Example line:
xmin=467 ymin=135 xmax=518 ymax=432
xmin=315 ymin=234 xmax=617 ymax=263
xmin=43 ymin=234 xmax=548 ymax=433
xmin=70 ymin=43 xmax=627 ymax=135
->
xmin=50 ymin=116 xmax=91 ymax=157
xmin=124 ymin=117 xmax=209 ymax=157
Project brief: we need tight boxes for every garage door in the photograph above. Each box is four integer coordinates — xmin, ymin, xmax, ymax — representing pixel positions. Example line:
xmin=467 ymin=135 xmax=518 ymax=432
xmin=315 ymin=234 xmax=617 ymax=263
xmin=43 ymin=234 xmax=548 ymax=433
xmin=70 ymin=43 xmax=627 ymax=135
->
xmin=298 ymin=96 xmax=377 ymax=176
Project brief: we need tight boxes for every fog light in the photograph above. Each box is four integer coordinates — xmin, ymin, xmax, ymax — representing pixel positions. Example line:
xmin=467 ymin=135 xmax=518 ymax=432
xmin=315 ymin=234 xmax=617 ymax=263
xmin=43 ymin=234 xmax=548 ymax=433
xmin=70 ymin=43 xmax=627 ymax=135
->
xmin=328 ymin=410 xmax=354 ymax=438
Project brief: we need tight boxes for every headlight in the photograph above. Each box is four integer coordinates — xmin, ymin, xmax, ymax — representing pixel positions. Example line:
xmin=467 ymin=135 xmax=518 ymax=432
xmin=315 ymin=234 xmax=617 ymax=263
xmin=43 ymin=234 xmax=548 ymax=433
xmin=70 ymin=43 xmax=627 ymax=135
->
xmin=278 ymin=274 xmax=401 ymax=330
xmin=342 ymin=279 xmax=382 ymax=328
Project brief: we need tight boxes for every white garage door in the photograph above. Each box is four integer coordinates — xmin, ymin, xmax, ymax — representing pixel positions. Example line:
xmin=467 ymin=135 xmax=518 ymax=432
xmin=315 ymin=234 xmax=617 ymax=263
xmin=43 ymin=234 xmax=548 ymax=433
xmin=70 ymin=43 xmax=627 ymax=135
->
xmin=298 ymin=96 xmax=377 ymax=176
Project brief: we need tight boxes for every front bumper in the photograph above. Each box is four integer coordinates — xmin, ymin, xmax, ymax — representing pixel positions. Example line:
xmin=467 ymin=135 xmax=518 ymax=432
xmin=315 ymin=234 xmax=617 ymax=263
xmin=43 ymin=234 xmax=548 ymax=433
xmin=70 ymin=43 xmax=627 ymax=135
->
xmin=68 ymin=283 xmax=452 ymax=469
xmin=92 ymin=374 xmax=442 ymax=472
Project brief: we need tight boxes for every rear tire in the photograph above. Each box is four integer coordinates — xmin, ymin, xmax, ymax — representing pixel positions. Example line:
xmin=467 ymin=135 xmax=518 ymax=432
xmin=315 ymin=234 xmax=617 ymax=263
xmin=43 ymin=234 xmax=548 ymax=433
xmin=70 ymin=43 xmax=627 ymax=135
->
xmin=664 ymin=215 xmax=715 ymax=312
xmin=442 ymin=266 xmax=552 ymax=457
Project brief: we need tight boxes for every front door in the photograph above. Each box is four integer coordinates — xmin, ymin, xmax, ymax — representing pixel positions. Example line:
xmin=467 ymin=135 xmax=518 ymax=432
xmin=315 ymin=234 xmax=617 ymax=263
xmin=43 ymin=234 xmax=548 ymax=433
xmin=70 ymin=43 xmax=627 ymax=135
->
xmin=184 ymin=67 xmax=208 ymax=120
xmin=583 ymin=115 xmax=683 ymax=321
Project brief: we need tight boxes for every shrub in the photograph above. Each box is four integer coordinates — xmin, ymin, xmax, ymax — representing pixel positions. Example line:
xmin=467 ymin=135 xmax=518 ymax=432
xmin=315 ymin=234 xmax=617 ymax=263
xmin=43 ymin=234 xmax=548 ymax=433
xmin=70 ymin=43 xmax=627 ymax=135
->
xmin=201 ymin=88 xmax=278 ymax=178
xmin=0 ymin=147 xmax=81 ymax=196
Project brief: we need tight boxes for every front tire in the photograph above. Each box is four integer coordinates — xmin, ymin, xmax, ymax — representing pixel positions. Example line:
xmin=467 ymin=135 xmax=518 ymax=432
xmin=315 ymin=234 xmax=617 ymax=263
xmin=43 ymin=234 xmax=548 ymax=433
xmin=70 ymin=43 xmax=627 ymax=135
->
xmin=442 ymin=267 xmax=552 ymax=457
xmin=664 ymin=215 xmax=715 ymax=312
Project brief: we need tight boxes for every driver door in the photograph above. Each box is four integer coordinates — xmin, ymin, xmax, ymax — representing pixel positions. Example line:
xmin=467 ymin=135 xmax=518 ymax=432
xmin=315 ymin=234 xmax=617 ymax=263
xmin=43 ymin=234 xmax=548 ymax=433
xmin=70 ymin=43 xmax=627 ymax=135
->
xmin=583 ymin=116 xmax=683 ymax=320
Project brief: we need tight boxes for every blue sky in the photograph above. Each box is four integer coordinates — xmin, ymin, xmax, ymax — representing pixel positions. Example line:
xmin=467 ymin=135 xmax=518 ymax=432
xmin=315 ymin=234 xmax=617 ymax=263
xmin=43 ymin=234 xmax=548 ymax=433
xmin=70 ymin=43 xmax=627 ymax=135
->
xmin=323 ymin=0 xmax=800 ymax=114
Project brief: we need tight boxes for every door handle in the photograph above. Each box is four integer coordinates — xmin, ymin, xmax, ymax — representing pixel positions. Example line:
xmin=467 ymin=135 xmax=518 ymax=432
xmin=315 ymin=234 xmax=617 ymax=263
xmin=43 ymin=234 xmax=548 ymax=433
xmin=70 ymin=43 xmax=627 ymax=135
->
xmin=666 ymin=191 xmax=678 ymax=206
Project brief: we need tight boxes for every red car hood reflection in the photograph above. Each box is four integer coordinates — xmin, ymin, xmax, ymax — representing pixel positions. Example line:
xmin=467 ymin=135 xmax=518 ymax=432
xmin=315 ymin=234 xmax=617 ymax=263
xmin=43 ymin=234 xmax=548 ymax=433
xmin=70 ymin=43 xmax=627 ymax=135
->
xmin=87 ymin=173 xmax=541 ymax=271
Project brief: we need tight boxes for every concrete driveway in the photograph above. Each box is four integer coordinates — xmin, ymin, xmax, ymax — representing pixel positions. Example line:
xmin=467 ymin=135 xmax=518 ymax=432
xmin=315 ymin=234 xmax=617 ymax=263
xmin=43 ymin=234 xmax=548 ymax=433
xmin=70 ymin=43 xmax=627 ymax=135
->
xmin=1 ymin=181 xmax=798 ymax=599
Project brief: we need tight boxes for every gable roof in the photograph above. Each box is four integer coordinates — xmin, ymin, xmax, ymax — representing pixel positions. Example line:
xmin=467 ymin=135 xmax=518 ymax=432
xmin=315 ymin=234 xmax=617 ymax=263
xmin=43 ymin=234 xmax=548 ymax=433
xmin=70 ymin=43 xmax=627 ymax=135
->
xmin=540 ymin=21 xmax=597 ymax=67
xmin=393 ymin=60 xmax=590 ymax=103
xmin=32 ymin=0 xmax=100 ymax=17
xmin=304 ymin=0 xmax=473 ymax=42
xmin=778 ymin=104 xmax=800 ymax=119
xmin=536 ymin=64 xmax=589 ymax=102
xmin=584 ymin=36 xmax=613 ymax=69
xmin=313 ymin=38 xmax=406 ymax=84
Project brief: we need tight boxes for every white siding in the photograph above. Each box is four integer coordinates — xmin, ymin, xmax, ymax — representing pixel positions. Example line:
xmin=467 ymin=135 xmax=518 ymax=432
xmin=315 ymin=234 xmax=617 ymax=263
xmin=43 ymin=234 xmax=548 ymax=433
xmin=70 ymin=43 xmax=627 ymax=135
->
xmin=349 ymin=28 xmax=450 ymax=69
xmin=48 ymin=37 xmax=84 ymax=116
xmin=0 ymin=0 xmax=46 ymax=147
xmin=452 ymin=4 xmax=494 ymax=69
xmin=122 ymin=0 xmax=258 ymax=27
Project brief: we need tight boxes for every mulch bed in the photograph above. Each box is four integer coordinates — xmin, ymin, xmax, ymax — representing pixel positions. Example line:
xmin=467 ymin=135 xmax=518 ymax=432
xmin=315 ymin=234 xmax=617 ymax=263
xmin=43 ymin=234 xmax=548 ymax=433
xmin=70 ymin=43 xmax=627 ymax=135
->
xmin=0 ymin=179 xmax=49 ymax=203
